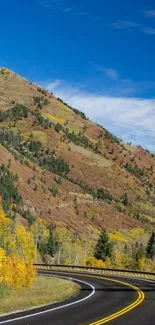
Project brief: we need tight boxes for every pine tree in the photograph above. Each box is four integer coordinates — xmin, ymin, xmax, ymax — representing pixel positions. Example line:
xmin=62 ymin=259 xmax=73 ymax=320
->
xmin=47 ymin=225 xmax=59 ymax=257
xmin=94 ymin=231 xmax=113 ymax=262
xmin=146 ymin=232 xmax=155 ymax=259
xmin=123 ymin=192 xmax=129 ymax=206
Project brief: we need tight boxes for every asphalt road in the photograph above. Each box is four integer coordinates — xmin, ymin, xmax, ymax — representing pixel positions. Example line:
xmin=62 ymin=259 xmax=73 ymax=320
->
xmin=0 ymin=270 xmax=155 ymax=325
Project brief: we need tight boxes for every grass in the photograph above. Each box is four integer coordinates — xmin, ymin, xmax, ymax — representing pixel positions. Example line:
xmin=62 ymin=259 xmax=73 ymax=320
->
xmin=0 ymin=276 xmax=80 ymax=315
xmin=69 ymin=143 xmax=112 ymax=168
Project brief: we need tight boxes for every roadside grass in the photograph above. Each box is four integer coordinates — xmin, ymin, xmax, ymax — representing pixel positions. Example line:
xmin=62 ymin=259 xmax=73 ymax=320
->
xmin=0 ymin=276 xmax=80 ymax=315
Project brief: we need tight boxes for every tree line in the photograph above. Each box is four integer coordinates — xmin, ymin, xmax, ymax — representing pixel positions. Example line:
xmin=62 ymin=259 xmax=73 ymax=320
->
xmin=94 ymin=230 xmax=155 ymax=268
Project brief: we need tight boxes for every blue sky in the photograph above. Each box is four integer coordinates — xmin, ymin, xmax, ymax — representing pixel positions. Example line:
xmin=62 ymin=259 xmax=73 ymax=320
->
xmin=1 ymin=0 xmax=155 ymax=151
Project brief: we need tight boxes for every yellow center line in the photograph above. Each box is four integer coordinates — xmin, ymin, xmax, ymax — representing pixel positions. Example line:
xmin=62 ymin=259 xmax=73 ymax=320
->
xmin=40 ymin=269 xmax=145 ymax=325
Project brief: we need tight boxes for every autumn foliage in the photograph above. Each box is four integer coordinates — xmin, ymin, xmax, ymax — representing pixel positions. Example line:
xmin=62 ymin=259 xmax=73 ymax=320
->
xmin=0 ymin=199 xmax=35 ymax=290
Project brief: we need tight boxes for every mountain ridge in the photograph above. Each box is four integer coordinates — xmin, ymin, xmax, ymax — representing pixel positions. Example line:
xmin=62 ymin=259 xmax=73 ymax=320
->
xmin=0 ymin=67 xmax=155 ymax=241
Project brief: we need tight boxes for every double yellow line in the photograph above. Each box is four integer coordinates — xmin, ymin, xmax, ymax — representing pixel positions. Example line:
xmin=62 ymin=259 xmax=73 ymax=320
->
xmin=87 ymin=275 xmax=145 ymax=324
xmin=43 ymin=270 xmax=145 ymax=324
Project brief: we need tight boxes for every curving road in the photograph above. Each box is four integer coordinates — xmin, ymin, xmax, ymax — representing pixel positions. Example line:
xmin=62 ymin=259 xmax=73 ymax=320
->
xmin=0 ymin=270 xmax=155 ymax=325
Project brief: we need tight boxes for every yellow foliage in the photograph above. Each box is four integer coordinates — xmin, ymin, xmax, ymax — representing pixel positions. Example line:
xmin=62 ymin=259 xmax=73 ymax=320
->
xmin=85 ymin=257 xmax=105 ymax=268
xmin=93 ymin=259 xmax=106 ymax=268
xmin=12 ymin=257 xmax=27 ymax=290
xmin=130 ymin=228 xmax=142 ymax=238
xmin=104 ymin=258 xmax=113 ymax=268
xmin=25 ymin=264 xmax=36 ymax=288
xmin=0 ymin=248 xmax=7 ymax=283
xmin=0 ymin=247 xmax=6 ymax=262
xmin=109 ymin=232 xmax=127 ymax=243
xmin=15 ymin=225 xmax=36 ymax=263
xmin=2 ymin=256 xmax=14 ymax=288
xmin=0 ymin=251 xmax=35 ymax=291
xmin=136 ymin=257 xmax=146 ymax=271
xmin=86 ymin=256 xmax=96 ymax=267
xmin=42 ymin=113 xmax=63 ymax=124
xmin=0 ymin=201 xmax=36 ymax=290
xmin=1 ymin=68 xmax=10 ymax=74
xmin=22 ymin=131 xmax=48 ymax=144
xmin=64 ymin=258 xmax=72 ymax=265
xmin=0 ymin=255 xmax=35 ymax=290
xmin=0 ymin=203 xmax=12 ymax=251
xmin=111 ymin=250 xmax=124 ymax=267
xmin=0 ymin=204 xmax=10 ymax=226
xmin=121 ymin=254 xmax=132 ymax=269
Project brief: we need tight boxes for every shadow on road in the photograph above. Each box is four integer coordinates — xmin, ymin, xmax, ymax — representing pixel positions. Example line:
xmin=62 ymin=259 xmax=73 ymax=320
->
xmin=80 ymin=287 xmax=155 ymax=292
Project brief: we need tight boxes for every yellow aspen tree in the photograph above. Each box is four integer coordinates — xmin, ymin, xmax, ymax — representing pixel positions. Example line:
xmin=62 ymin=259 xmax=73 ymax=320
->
xmin=93 ymin=259 xmax=106 ymax=268
xmin=0 ymin=200 xmax=36 ymax=290
xmin=136 ymin=257 xmax=146 ymax=271
xmin=0 ymin=247 xmax=7 ymax=285
xmin=2 ymin=256 xmax=14 ymax=288
xmin=15 ymin=225 xmax=36 ymax=263
xmin=25 ymin=264 xmax=36 ymax=288
xmin=0 ymin=200 xmax=11 ymax=251
xmin=55 ymin=227 xmax=72 ymax=264
xmin=12 ymin=257 xmax=26 ymax=290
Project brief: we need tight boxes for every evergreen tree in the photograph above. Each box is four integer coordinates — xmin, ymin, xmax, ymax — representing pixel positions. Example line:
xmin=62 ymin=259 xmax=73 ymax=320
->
xmin=47 ymin=225 xmax=59 ymax=257
xmin=57 ymin=177 xmax=62 ymax=185
xmin=94 ymin=231 xmax=113 ymax=262
xmin=123 ymin=192 xmax=129 ymax=206
xmin=146 ymin=232 xmax=155 ymax=259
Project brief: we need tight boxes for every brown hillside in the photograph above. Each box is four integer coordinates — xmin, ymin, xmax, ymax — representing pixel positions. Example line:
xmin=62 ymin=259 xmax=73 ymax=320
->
xmin=0 ymin=67 xmax=155 ymax=238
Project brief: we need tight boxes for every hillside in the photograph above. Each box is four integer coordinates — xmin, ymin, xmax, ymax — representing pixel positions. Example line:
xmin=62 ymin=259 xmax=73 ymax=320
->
xmin=0 ymin=66 xmax=155 ymax=243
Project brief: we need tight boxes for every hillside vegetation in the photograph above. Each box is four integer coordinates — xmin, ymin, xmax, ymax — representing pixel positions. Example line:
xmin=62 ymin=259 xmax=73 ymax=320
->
xmin=0 ymin=67 xmax=155 ymax=271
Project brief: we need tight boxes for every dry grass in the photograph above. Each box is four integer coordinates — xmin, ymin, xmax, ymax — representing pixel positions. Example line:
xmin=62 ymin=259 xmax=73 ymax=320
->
xmin=69 ymin=143 xmax=112 ymax=168
xmin=0 ymin=276 xmax=79 ymax=315
xmin=122 ymin=142 xmax=137 ymax=153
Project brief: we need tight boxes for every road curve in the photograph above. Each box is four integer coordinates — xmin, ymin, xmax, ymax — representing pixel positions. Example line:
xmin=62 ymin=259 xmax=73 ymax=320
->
xmin=0 ymin=270 xmax=154 ymax=325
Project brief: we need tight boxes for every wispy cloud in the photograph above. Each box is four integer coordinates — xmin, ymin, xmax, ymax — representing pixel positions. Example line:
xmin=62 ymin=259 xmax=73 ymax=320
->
xmin=144 ymin=10 xmax=155 ymax=17
xmin=111 ymin=20 xmax=141 ymax=29
xmin=41 ymin=79 xmax=155 ymax=151
xmin=142 ymin=27 xmax=155 ymax=35
xmin=110 ymin=19 xmax=155 ymax=36
xmin=64 ymin=7 xmax=72 ymax=13
xmin=93 ymin=63 xmax=119 ymax=80
xmin=46 ymin=79 xmax=62 ymax=90
xmin=37 ymin=1 xmax=88 ymax=17
xmin=77 ymin=11 xmax=88 ymax=16
xmin=38 ymin=1 xmax=51 ymax=8
xmin=38 ymin=0 xmax=59 ymax=8
xmin=102 ymin=68 xmax=119 ymax=80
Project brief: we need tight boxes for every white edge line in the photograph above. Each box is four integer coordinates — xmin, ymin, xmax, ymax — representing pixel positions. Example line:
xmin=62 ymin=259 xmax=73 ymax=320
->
xmin=0 ymin=274 xmax=95 ymax=324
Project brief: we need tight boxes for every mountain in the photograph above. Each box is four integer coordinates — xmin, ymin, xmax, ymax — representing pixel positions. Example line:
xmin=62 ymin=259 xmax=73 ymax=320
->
xmin=0 ymin=67 xmax=155 ymax=242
